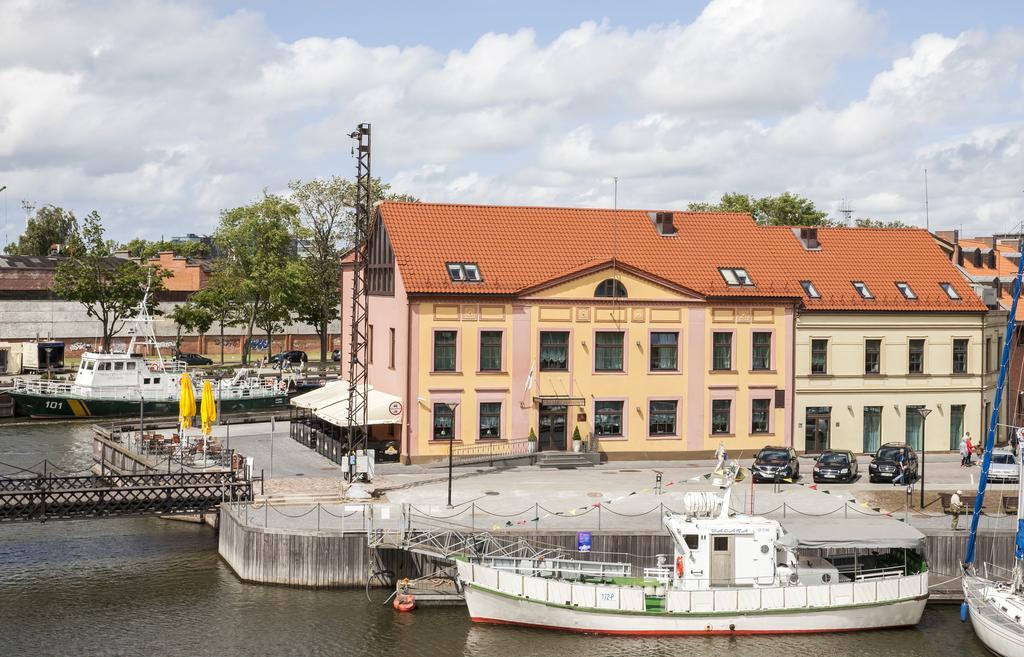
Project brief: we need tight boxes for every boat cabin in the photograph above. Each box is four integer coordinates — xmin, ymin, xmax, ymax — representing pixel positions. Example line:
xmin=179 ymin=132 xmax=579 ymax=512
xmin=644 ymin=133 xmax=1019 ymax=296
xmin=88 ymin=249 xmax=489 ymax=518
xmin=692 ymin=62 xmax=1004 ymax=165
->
xmin=667 ymin=513 xmax=788 ymax=589
xmin=75 ymin=353 xmax=182 ymax=392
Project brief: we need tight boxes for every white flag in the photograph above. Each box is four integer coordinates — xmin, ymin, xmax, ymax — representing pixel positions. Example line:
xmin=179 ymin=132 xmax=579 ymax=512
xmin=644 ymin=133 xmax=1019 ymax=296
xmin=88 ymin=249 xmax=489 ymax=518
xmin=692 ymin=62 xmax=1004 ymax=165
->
xmin=524 ymin=363 xmax=534 ymax=392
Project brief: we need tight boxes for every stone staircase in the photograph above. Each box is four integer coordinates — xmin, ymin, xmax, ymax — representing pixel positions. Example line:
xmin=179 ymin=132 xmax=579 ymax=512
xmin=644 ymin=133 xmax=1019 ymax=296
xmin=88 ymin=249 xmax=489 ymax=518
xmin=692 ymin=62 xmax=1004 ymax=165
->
xmin=535 ymin=451 xmax=600 ymax=469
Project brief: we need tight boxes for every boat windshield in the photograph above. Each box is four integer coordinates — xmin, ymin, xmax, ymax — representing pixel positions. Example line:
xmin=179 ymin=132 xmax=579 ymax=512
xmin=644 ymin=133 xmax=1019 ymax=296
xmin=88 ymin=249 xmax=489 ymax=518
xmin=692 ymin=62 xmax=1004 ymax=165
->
xmin=992 ymin=453 xmax=1016 ymax=465
xmin=818 ymin=452 xmax=849 ymax=464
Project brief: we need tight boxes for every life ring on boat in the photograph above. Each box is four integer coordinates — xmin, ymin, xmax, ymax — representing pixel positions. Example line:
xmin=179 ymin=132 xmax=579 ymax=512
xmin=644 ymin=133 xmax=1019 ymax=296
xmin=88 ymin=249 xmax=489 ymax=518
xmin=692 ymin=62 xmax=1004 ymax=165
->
xmin=675 ymin=555 xmax=684 ymax=578
xmin=393 ymin=593 xmax=416 ymax=612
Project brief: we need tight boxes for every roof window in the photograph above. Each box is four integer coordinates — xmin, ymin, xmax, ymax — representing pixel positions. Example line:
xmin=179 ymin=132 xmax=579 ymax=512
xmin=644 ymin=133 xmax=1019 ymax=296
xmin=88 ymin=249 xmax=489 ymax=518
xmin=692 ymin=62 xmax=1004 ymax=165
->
xmin=793 ymin=227 xmax=821 ymax=250
xmin=895 ymin=282 xmax=917 ymax=300
xmin=852 ymin=281 xmax=873 ymax=299
xmin=720 ymin=268 xmax=754 ymax=287
xmin=446 ymin=263 xmax=482 ymax=283
xmin=648 ymin=211 xmax=677 ymax=236
xmin=940 ymin=282 xmax=960 ymax=300
xmin=800 ymin=280 xmax=820 ymax=299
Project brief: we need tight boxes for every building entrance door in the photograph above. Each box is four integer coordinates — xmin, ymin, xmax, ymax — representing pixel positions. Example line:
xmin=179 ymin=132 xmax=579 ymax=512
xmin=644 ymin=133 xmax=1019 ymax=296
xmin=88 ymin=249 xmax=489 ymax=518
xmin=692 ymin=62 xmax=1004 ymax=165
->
xmin=805 ymin=407 xmax=831 ymax=453
xmin=538 ymin=404 xmax=568 ymax=451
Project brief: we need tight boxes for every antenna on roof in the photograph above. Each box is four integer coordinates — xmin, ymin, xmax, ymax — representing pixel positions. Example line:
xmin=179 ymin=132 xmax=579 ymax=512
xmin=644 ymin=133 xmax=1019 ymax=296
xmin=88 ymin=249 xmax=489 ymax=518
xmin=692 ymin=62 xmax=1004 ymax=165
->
xmin=839 ymin=197 xmax=854 ymax=227
xmin=924 ymin=169 xmax=930 ymax=232
xmin=613 ymin=176 xmax=618 ymax=210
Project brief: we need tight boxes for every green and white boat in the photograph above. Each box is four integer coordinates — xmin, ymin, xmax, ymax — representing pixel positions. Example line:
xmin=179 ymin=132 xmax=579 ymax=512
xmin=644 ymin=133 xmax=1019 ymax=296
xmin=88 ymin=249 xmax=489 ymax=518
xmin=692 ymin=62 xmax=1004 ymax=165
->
xmin=9 ymin=290 xmax=287 ymax=418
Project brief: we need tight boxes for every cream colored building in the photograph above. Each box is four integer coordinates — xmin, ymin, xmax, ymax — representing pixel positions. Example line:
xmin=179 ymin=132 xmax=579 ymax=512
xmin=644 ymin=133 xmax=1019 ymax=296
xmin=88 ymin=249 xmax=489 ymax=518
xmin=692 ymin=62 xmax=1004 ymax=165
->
xmin=795 ymin=311 xmax=1004 ymax=453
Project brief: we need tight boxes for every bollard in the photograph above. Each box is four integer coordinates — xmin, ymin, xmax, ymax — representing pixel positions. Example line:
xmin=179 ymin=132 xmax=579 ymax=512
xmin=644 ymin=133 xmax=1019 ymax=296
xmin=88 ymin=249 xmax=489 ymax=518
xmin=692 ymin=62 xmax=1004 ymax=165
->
xmin=317 ymin=503 xmax=321 ymax=532
xmin=598 ymin=503 xmax=602 ymax=530
xmin=783 ymin=503 xmax=787 ymax=518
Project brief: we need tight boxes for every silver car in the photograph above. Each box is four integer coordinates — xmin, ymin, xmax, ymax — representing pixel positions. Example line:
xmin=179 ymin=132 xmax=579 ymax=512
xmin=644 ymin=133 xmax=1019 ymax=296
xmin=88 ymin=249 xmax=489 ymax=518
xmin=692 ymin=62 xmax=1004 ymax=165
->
xmin=987 ymin=449 xmax=1020 ymax=483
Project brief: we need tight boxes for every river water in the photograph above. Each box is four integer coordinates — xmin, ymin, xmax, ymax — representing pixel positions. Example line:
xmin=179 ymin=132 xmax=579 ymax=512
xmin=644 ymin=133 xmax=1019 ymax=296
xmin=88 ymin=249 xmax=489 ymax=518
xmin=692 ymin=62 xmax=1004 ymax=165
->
xmin=0 ymin=421 xmax=995 ymax=656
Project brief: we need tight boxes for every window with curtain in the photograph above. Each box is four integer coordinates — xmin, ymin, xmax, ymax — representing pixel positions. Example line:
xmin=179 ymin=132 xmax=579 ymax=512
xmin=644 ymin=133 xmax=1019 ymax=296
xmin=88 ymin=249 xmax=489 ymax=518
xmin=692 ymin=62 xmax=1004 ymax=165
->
xmin=952 ymin=338 xmax=968 ymax=374
xmin=712 ymin=332 xmax=732 ymax=371
xmin=905 ymin=405 xmax=925 ymax=450
xmin=751 ymin=332 xmax=771 ymax=370
xmin=595 ymin=331 xmax=624 ymax=371
xmin=863 ymin=406 xmax=882 ymax=453
xmin=479 ymin=331 xmax=502 ymax=371
xmin=949 ymin=405 xmax=965 ymax=450
xmin=433 ymin=330 xmax=457 ymax=371
xmin=594 ymin=400 xmax=624 ymax=436
xmin=711 ymin=399 xmax=731 ymax=434
xmin=811 ymin=339 xmax=828 ymax=374
xmin=908 ymin=339 xmax=924 ymax=374
xmin=433 ymin=403 xmax=455 ymax=440
xmin=751 ymin=398 xmax=770 ymax=433
xmin=539 ymin=331 xmax=569 ymax=371
xmin=479 ymin=402 xmax=501 ymax=439
xmin=648 ymin=400 xmax=678 ymax=436
xmin=650 ymin=332 xmax=679 ymax=371
xmin=865 ymin=339 xmax=881 ymax=374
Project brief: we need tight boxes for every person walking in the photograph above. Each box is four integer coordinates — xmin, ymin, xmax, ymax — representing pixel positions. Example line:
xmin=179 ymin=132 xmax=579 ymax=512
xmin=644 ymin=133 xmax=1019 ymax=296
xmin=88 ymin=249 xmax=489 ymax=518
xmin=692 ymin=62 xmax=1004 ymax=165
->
xmin=966 ymin=435 xmax=975 ymax=466
xmin=1012 ymin=427 xmax=1021 ymax=457
xmin=950 ymin=489 xmax=964 ymax=530
xmin=960 ymin=434 xmax=970 ymax=468
xmin=893 ymin=448 xmax=908 ymax=486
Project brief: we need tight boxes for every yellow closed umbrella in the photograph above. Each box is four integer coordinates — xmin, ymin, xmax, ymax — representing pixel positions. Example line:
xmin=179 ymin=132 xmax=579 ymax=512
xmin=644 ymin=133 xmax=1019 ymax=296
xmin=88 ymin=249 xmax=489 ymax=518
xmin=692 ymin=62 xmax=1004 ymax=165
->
xmin=200 ymin=379 xmax=217 ymax=436
xmin=179 ymin=372 xmax=196 ymax=430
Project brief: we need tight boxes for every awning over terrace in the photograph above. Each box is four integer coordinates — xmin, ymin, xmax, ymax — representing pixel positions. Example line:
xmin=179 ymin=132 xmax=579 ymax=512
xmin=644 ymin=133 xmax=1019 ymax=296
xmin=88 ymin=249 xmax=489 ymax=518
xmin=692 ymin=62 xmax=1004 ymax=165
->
xmin=291 ymin=380 xmax=403 ymax=425
xmin=777 ymin=517 xmax=926 ymax=551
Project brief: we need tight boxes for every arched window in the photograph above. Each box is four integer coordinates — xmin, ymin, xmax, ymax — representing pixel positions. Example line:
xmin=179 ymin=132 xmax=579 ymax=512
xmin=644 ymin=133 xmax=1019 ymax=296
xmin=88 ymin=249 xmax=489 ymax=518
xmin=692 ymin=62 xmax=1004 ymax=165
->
xmin=594 ymin=279 xmax=627 ymax=298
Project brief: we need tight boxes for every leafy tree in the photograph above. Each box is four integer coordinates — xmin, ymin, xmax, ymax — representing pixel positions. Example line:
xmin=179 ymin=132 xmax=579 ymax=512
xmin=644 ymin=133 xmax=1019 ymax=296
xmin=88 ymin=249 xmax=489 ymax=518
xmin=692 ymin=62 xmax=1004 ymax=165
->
xmin=169 ymin=301 xmax=214 ymax=351
xmin=192 ymin=278 xmax=243 ymax=364
xmin=688 ymin=192 xmax=836 ymax=226
xmin=121 ymin=237 xmax=210 ymax=260
xmin=213 ymin=193 xmax=301 ymax=365
xmin=51 ymin=212 xmax=168 ymax=351
xmin=288 ymin=175 xmax=418 ymax=362
xmin=853 ymin=218 xmax=913 ymax=229
xmin=4 ymin=203 xmax=82 ymax=255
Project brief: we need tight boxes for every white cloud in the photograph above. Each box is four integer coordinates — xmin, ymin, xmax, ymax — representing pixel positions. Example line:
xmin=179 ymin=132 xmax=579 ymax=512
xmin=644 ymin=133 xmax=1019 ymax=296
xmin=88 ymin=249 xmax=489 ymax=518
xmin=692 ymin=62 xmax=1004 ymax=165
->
xmin=0 ymin=0 xmax=1021 ymax=243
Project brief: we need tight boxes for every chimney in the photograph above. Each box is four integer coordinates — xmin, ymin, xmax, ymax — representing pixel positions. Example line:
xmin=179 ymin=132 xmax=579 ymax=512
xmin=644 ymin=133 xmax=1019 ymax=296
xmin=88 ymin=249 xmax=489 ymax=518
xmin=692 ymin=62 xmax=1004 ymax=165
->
xmin=793 ymin=227 xmax=820 ymax=250
xmin=987 ymin=250 xmax=997 ymax=269
xmin=649 ymin=211 xmax=677 ymax=236
xmin=935 ymin=230 xmax=959 ymax=244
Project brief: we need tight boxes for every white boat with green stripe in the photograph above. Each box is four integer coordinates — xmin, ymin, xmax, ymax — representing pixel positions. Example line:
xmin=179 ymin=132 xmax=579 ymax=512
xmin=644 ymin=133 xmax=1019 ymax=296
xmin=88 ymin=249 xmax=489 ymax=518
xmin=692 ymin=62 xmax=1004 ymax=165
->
xmin=456 ymin=464 xmax=929 ymax=635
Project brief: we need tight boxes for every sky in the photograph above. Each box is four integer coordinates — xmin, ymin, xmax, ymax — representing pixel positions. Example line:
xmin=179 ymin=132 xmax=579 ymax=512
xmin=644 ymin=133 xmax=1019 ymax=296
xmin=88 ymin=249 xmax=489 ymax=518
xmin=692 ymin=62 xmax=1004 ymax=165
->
xmin=1 ymin=0 xmax=1023 ymax=245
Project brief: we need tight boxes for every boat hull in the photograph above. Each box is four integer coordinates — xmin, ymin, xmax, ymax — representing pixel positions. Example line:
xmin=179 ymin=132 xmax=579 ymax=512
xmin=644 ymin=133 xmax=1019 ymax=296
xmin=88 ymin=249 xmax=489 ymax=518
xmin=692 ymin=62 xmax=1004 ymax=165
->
xmin=964 ymin=576 xmax=1024 ymax=657
xmin=464 ymin=584 xmax=927 ymax=636
xmin=9 ymin=391 xmax=288 ymax=418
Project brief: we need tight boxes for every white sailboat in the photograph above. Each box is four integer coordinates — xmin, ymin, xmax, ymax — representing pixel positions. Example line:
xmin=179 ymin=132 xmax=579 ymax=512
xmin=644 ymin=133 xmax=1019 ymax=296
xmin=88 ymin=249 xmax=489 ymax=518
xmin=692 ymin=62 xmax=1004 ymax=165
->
xmin=961 ymin=240 xmax=1024 ymax=656
xmin=456 ymin=463 xmax=929 ymax=635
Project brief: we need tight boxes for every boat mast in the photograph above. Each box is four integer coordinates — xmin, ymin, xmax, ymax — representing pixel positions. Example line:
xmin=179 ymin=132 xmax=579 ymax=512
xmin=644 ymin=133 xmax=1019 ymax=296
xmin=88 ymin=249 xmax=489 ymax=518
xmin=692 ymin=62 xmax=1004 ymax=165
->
xmin=125 ymin=279 xmax=167 ymax=366
xmin=1015 ymin=443 xmax=1024 ymax=593
xmin=964 ymin=252 xmax=1024 ymax=568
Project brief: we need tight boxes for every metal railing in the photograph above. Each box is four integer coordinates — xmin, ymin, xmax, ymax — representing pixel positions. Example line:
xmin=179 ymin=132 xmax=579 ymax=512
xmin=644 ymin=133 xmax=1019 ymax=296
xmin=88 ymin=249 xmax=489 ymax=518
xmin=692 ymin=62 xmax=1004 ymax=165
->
xmin=448 ymin=438 xmax=534 ymax=466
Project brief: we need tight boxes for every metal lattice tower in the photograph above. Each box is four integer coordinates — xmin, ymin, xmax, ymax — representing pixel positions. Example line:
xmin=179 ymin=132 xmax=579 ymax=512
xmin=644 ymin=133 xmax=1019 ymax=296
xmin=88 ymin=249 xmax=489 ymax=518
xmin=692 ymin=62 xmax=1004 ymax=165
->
xmin=346 ymin=123 xmax=371 ymax=460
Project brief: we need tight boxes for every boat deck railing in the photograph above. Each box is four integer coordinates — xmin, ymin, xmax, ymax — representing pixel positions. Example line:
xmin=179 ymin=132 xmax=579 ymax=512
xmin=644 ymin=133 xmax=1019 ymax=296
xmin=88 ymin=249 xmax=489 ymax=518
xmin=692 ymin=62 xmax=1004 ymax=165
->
xmin=11 ymin=376 xmax=286 ymax=400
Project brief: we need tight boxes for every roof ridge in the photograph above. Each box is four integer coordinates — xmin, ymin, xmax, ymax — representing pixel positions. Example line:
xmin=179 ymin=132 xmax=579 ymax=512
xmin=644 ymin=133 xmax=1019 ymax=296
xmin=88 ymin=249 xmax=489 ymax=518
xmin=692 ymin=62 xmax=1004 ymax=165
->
xmin=378 ymin=200 xmax=752 ymax=217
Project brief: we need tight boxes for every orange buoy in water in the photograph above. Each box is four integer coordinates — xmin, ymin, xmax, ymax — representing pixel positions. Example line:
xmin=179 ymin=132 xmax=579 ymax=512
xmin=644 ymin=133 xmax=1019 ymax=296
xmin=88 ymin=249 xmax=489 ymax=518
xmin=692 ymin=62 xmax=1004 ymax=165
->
xmin=393 ymin=593 xmax=416 ymax=612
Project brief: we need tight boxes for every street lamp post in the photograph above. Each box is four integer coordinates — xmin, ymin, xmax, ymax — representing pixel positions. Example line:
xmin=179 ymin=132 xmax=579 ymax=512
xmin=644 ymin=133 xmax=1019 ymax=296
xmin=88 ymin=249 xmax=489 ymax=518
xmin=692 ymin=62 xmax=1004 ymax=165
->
xmin=446 ymin=402 xmax=460 ymax=508
xmin=915 ymin=407 xmax=932 ymax=508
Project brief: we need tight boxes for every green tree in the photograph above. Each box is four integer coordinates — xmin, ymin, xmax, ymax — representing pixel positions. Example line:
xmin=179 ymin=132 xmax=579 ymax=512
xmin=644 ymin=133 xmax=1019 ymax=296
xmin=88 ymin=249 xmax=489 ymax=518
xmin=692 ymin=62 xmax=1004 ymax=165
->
xmin=121 ymin=237 xmax=209 ymax=260
xmin=192 ymin=278 xmax=243 ymax=364
xmin=688 ymin=192 xmax=836 ymax=226
xmin=288 ymin=175 xmax=418 ymax=363
xmin=4 ymin=203 xmax=82 ymax=255
xmin=853 ymin=218 xmax=913 ymax=228
xmin=169 ymin=301 xmax=214 ymax=351
xmin=51 ymin=212 xmax=168 ymax=351
xmin=213 ymin=193 xmax=301 ymax=365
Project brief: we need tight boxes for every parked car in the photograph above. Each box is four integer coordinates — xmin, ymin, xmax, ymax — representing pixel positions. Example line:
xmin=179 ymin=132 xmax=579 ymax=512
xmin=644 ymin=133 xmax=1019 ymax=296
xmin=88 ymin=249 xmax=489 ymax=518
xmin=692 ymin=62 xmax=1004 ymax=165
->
xmin=269 ymin=350 xmax=308 ymax=367
xmin=868 ymin=443 xmax=919 ymax=483
xmin=752 ymin=446 xmax=800 ymax=483
xmin=812 ymin=450 xmax=858 ymax=483
xmin=175 ymin=352 xmax=213 ymax=366
xmin=331 ymin=349 xmax=341 ymax=362
xmin=986 ymin=449 xmax=1019 ymax=483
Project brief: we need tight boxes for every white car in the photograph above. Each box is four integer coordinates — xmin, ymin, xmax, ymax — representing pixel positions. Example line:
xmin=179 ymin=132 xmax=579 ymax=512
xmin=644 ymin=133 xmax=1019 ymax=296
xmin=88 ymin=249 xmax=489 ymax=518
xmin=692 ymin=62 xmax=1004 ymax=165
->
xmin=986 ymin=449 xmax=1020 ymax=483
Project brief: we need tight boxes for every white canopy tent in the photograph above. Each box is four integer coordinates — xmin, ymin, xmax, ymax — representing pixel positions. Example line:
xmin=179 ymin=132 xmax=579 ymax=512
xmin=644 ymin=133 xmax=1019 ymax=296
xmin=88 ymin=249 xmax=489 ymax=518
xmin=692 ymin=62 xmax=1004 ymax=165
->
xmin=777 ymin=518 xmax=925 ymax=551
xmin=291 ymin=380 xmax=403 ymax=426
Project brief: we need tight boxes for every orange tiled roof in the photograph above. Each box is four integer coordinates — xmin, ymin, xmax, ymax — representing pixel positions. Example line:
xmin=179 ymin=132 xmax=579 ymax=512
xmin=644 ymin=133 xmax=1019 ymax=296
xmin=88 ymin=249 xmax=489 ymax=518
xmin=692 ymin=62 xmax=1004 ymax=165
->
xmin=957 ymin=238 xmax=1020 ymax=278
xmin=377 ymin=202 xmax=985 ymax=312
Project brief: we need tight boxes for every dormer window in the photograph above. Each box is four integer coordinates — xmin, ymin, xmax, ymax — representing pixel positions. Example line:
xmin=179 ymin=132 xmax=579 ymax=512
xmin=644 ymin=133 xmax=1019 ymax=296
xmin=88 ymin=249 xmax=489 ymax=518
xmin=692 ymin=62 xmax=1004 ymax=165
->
xmin=940 ymin=282 xmax=960 ymax=300
xmin=595 ymin=279 xmax=627 ymax=298
xmin=446 ymin=263 xmax=482 ymax=283
xmin=852 ymin=281 xmax=873 ymax=299
xmin=895 ymin=282 xmax=917 ymax=299
xmin=720 ymin=268 xmax=754 ymax=287
xmin=800 ymin=280 xmax=821 ymax=299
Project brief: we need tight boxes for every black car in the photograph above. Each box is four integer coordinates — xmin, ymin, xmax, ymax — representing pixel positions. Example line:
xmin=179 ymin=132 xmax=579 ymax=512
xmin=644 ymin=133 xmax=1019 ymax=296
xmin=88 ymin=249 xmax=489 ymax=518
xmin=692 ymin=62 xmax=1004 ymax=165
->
xmin=175 ymin=352 xmax=213 ymax=366
xmin=752 ymin=446 xmax=800 ymax=483
xmin=270 ymin=350 xmax=308 ymax=366
xmin=812 ymin=450 xmax=858 ymax=483
xmin=868 ymin=443 xmax=919 ymax=483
